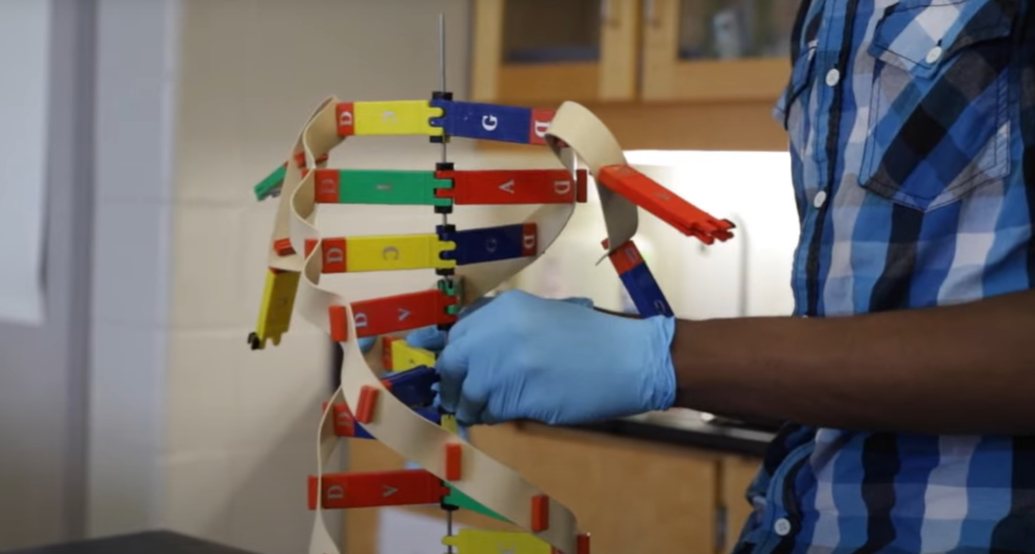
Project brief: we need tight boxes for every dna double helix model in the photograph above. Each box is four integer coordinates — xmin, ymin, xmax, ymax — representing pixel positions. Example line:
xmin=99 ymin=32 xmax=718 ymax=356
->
xmin=246 ymin=82 xmax=734 ymax=553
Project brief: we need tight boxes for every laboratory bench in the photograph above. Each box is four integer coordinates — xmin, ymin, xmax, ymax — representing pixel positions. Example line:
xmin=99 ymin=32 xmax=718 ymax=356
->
xmin=566 ymin=409 xmax=777 ymax=458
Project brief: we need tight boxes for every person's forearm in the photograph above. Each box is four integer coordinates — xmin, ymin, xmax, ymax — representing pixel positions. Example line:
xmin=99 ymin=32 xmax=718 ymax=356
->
xmin=671 ymin=289 xmax=1035 ymax=435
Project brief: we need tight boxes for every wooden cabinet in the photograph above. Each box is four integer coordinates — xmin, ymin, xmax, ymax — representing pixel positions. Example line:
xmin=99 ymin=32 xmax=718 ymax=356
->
xmin=471 ymin=0 xmax=640 ymax=103
xmin=469 ymin=0 xmax=796 ymax=152
xmin=641 ymin=0 xmax=797 ymax=102
xmin=343 ymin=422 xmax=763 ymax=554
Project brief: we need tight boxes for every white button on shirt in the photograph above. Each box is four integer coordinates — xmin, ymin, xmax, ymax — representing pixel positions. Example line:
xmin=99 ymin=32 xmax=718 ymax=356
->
xmin=926 ymin=45 xmax=943 ymax=64
xmin=774 ymin=518 xmax=792 ymax=536
xmin=825 ymin=68 xmax=840 ymax=86
xmin=813 ymin=189 xmax=828 ymax=208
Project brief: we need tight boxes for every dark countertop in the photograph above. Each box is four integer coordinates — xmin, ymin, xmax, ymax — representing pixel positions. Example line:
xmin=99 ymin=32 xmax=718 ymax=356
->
xmin=2 ymin=532 xmax=258 ymax=554
xmin=567 ymin=409 xmax=777 ymax=457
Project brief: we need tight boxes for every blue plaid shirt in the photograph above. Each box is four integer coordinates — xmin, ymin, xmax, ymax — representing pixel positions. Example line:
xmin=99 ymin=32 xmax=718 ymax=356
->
xmin=735 ymin=1 xmax=1035 ymax=553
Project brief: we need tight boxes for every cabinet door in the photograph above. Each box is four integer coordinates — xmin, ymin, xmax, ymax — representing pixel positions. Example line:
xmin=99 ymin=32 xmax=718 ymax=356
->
xmin=471 ymin=0 xmax=639 ymax=104
xmin=641 ymin=0 xmax=796 ymax=102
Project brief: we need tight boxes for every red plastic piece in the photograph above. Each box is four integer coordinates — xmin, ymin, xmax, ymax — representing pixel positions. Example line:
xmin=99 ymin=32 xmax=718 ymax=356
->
xmin=307 ymin=469 xmax=449 ymax=510
xmin=521 ymin=223 xmax=537 ymax=256
xmin=382 ymin=336 xmax=398 ymax=370
xmin=577 ymin=533 xmax=590 ymax=554
xmin=273 ymin=238 xmax=295 ymax=256
xmin=529 ymin=109 xmax=555 ymax=145
xmin=355 ymin=385 xmax=379 ymax=424
xmin=303 ymin=238 xmax=347 ymax=272
xmin=328 ymin=305 xmax=348 ymax=342
xmin=295 ymin=152 xmax=329 ymax=169
xmin=348 ymin=289 xmax=459 ymax=338
xmin=531 ymin=495 xmax=549 ymax=532
xmin=324 ymin=289 xmax=458 ymax=341
xmin=323 ymin=402 xmax=356 ymax=437
xmin=435 ymin=169 xmax=588 ymax=205
xmin=601 ymin=239 xmax=642 ymax=275
xmin=444 ymin=443 xmax=462 ymax=481
xmin=597 ymin=164 xmax=735 ymax=244
xmin=315 ymin=169 xmax=340 ymax=203
xmin=336 ymin=103 xmax=355 ymax=137
xmin=320 ymin=238 xmax=347 ymax=273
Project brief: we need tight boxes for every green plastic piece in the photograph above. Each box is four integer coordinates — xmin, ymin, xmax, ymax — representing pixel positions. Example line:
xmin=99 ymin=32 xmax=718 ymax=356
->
xmin=336 ymin=170 xmax=452 ymax=207
xmin=443 ymin=484 xmax=510 ymax=523
xmin=254 ymin=164 xmax=287 ymax=201
xmin=437 ymin=277 xmax=462 ymax=299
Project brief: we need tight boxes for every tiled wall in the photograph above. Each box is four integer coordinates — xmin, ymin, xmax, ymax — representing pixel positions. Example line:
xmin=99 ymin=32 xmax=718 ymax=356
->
xmin=89 ymin=0 xmax=559 ymax=552
xmin=88 ymin=0 xmax=179 ymax=538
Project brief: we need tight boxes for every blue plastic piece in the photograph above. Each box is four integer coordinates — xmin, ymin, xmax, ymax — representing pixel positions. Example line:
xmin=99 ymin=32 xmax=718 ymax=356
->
xmin=437 ymin=224 xmax=534 ymax=265
xmin=430 ymin=100 xmax=533 ymax=143
xmin=381 ymin=365 xmax=439 ymax=407
xmin=618 ymin=263 xmax=674 ymax=317
xmin=351 ymin=423 xmax=374 ymax=439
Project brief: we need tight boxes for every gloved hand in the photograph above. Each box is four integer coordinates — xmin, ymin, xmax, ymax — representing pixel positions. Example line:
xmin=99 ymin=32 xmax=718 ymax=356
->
xmin=405 ymin=294 xmax=595 ymax=353
xmin=422 ymin=289 xmax=677 ymax=426
xmin=358 ymin=336 xmax=376 ymax=353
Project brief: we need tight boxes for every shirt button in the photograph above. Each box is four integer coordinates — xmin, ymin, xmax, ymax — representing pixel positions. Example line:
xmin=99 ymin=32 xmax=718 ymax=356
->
xmin=926 ymin=45 xmax=943 ymax=64
xmin=774 ymin=518 xmax=792 ymax=536
xmin=813 ymin=190 xmax=827 ymax=208
xmin=825 ymin=68 xmax=840 ymax=86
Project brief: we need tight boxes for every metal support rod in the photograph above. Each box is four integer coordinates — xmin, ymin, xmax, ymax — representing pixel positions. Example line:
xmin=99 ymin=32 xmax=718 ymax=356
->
xmin=447 ymin=509 xmax=454 ymax=551
xmin=437 ymin=14 xmax=455 ymax=554
xmin=437 ymin=12 xmax=453 ymax=277
xmin=438 ymin=13 xmax=448 ymax=165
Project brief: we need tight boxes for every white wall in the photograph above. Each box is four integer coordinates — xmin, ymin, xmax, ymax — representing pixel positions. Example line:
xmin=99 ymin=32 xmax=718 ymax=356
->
xmin=88 ymin=0 xmax=180 ymax=538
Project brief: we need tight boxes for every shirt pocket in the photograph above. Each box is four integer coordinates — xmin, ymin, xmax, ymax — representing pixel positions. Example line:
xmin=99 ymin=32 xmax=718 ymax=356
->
xmin=858 ymin=0 xmax=1018 ymax=212
xmin=773 ymin=44 xmax=817 ymax=159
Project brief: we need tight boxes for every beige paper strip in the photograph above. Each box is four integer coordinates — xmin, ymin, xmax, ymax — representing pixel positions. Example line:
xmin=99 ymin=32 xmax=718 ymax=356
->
xmin=545 ymin=101 xmax=637 ymax=255
xmin=258 ymin=97 xmax=636 ymax=554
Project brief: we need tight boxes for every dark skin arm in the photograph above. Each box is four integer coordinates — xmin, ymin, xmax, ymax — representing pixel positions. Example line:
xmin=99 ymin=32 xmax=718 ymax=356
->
xmin=660 ymin=289 xmax=1035 ymax=436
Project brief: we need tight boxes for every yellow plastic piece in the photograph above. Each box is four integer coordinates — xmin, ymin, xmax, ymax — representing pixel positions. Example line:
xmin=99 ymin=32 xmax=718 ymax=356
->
xmin=441 ymin=414 xmax=459 ymax=435
xmin=345 ymin=234 xmax=456 ymax=272
xmin=353 ymin=101 xmax=444 ymax=136
xmin=252 ymin=268 xmax=301 ymax=349
xmin=390 ymin=339 xmax=437 ymax=371
xmin=443 ymin=530 xmax=553 ymax=554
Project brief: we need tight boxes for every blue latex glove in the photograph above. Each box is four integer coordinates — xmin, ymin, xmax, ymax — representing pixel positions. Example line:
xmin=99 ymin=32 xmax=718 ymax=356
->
xmin=418 ymin=290 xmax=677 ymax=426
xmin=358 ymin=336 xmax=376 ymax=353
xmin=405 ymin=295 xmax=595 ymax=353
